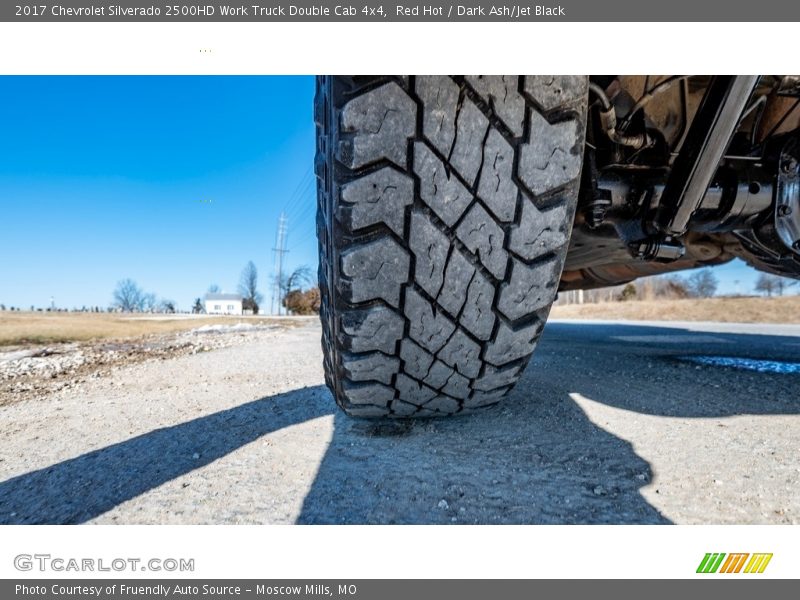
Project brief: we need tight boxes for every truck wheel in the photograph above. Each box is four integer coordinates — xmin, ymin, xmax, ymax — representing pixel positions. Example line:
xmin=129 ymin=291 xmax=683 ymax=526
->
xmin=315 ymin=76 xmax=588 ymax=417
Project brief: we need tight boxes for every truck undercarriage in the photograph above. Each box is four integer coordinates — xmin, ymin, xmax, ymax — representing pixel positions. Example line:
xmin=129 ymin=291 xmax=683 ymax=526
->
xmin=562 ymin=75 xmax=800 ymax=290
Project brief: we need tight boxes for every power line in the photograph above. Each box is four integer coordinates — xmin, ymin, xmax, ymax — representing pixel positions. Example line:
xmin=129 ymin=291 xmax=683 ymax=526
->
xmin=288 ymin=203 xmax=319 ymax=250
xmin=289 ymin=187 xmax=317 ymax=226
xmin=281 ymin=166 xmax=311 ymax=212
xmin=281 ymin=167 xmax=314 ymax=221
xmin=284 ymin=177 xmax=316 ymax=224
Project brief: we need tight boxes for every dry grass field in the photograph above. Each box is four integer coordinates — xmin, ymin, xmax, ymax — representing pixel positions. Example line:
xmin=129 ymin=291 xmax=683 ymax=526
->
xmin=2 ymin=295 xmax=797 ymax=347
xmin=550 ymin=295 xmax=800 ymax=324
xmin=0 ymin=312 xmax=306 ymax=347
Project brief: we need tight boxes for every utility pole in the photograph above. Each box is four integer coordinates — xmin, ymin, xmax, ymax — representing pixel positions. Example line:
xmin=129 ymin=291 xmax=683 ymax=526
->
xmin=271 ymin=212 xmax=289 ymax=315
xmin=270 ymin=220 xmax=279 ymax=315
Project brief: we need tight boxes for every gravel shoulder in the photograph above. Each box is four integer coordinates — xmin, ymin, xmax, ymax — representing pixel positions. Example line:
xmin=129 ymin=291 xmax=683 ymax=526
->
xmin=0 ymin=319 xmax=798 ymax=524
xmin=0 ymin=322 xmax=297 ymax=406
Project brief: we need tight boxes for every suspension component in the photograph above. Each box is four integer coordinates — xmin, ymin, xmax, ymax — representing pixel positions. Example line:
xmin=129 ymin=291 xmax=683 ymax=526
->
xmin=654 ymin=75 xmax=760 ymax=236
xmin=777 ymin=76 xmax=800 ymax=97
xmin=631 ymin=237 xmax=686 ymax=262
xmin=776 ymin=139 xmax=800 ymax=255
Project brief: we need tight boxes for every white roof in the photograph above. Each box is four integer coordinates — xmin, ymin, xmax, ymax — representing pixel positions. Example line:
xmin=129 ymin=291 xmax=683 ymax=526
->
xmin=204 ymin=293 xmax=243 ymax=301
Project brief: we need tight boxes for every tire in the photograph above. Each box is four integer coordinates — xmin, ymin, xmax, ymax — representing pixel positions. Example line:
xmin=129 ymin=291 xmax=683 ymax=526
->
xmin=316 ymin=76 xmax=588 ymax=418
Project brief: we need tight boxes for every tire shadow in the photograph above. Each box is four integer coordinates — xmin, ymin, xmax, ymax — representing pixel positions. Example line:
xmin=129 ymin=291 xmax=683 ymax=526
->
xmin=296 ymin=372 xmax=669 ymax=524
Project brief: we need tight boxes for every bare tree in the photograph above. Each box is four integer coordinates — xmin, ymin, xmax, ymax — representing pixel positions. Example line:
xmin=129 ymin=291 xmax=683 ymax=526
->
xmin=280 ymin=265 xmax=313 ymax=297
xmin=192 ymin=298 xmax=204 ymax=314
xmin=757 ymin=274 xmax=771 ymax=296
xmin=687 ymin=269 xmax=718 ymax=298
xmin=207 ymin=284 xmax=221 ymax=294
xmin=775 ymin=277 xmax=788 ymax=296
xmin=112 ymin=279 xmax=145 ymax=312
xmin=238 ymin=260 xmax=264 ymax=314
xmin=754 ymin=273 xmax=793 ymax=297
xmin=142 ymin=292 xmax=157 ymax=313
xmin=273 ymin=265 xmax=314 ymax=315
xmin=755 ymin=273 xmax=787 ymax=298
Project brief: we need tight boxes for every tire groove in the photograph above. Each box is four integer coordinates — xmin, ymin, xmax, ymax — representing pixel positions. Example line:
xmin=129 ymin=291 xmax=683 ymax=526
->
xmin=320 ymin=75 xmax=588 ymax=417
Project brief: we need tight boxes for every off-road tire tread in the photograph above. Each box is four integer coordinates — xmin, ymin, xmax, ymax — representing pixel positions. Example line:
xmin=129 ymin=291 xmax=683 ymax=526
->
xmin=316 ymin=75 xmax=587 ymax=417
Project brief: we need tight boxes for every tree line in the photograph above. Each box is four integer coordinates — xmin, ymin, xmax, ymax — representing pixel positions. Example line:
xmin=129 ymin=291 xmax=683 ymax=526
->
xmin=100 ymin=261 xmax=321 ymax=315
xmin=558 ymin=269 xmax=797 ymax=305
xmin=3 ymin=265 xmax=793 ymax=313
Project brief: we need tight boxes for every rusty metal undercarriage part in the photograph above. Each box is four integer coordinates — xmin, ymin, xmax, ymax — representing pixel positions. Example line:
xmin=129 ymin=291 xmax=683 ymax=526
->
xmin=561 ymin=75 xmax=800 ymax=291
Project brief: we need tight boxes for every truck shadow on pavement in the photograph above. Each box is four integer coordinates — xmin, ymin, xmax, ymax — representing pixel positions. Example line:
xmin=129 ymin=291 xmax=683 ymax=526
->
xmin=1 ymin=321 xmax=797 ymax=524
xmin=0 ymin=386 xmax=333 ymax=524
xmin=296 ymin=382 xmax=671 ymax=524
xmin=296 ymin=322 xmax=800 ymax=524
xmin=0 ymin=376 xmax=666 ymax=524
xmin=536 ymin=321 xmax=800 ymax=418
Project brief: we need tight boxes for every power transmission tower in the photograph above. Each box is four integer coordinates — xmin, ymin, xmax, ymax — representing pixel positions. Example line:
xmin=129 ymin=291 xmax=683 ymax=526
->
xmin=271 ymin=212 xmax=289 ymax=315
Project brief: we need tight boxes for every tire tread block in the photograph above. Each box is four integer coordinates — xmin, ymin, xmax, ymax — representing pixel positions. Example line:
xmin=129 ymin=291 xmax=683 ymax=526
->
xmin=466 ymin=75 xmax=525 ymax=137
xmin=320 ymin=76 xmax=588 ymax=417
xmin=455 ymin=203 xmax=508 ymax=280
xmin=414 ymin=142 xmax=473 ymax=227
xmin=338 ymin=82 xmax=416 ymax=169
xmin=339 ymin=167 xmax=414 ymax=236
xmin=340 ymin=305 xmax=405 ymax=354
xmin=410 ymin=210 xmax=451 ymax=297
xmin=417 ymin=75 xmax=459 ymax=157
xmin=340 ymin=237 xmax=410 ymax=308
xmin=342 ymin=352 xmax=401 ymax=385
xmin=497 ymin=257 xmax=562 ymax=321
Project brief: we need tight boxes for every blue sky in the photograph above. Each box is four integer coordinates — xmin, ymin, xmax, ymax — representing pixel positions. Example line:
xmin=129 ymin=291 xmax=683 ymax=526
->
xmin=0 ymin=76 xmax=318 ymax=311
xmin=0 ymin=76 xmax=787 ymax=311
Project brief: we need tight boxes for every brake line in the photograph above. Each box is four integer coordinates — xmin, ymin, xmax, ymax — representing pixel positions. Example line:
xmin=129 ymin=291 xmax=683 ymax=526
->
xmin=619 ymin=75 xmax=691 ymax=131
xmin=588 ymin=82 xmax=654 ymax=150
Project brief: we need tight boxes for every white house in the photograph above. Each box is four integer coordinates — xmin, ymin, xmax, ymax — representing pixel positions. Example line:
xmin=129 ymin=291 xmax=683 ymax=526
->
xmin=204 ymin=293 xmax=243 ymax=315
